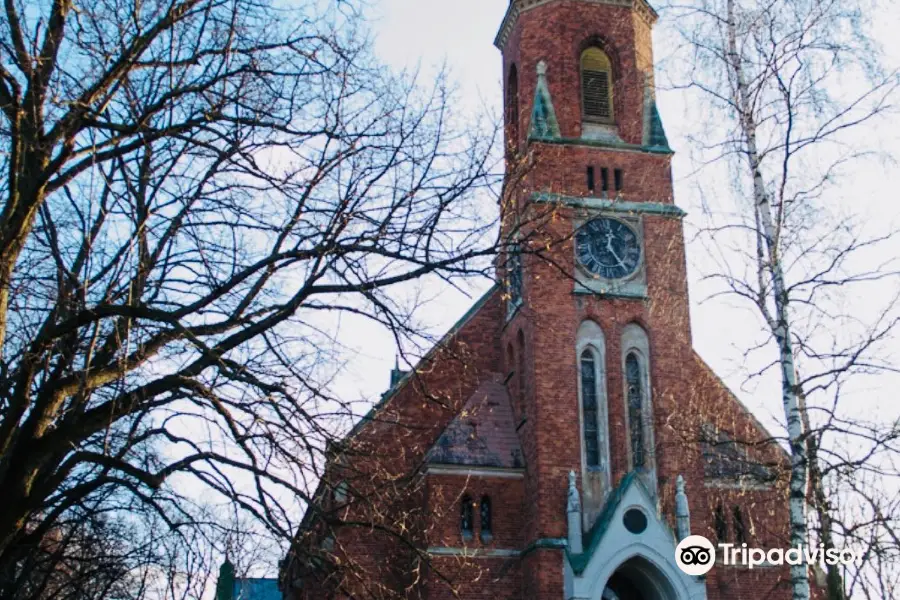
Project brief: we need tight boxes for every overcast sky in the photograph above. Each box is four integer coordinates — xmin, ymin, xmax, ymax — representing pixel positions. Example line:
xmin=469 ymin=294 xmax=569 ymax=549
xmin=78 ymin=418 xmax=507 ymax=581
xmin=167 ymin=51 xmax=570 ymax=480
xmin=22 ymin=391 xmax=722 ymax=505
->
xmin=327 ymin=0 xmax=900 ymax=441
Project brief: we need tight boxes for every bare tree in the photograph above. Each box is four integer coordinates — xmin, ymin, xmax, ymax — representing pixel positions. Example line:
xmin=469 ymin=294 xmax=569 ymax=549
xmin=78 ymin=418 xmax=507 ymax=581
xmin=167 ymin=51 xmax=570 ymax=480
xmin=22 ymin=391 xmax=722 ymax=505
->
xmin=663 ymin=0 xmax=900 ymax=597
xmin=0 ymin=0 xmax=516 ymax=595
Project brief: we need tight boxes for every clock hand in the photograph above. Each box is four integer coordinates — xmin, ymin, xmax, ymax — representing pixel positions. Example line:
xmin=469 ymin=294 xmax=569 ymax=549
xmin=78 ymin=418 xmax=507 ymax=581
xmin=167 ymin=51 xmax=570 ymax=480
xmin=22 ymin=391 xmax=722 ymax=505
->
xmin=606 ymin=234 xmax=627 ymax=268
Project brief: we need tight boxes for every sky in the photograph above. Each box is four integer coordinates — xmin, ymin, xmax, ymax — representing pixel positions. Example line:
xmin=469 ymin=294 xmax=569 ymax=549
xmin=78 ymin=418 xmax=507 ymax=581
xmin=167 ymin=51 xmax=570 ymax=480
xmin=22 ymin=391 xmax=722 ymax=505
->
xmin=310 ymin=0 xmax=900 ymax=443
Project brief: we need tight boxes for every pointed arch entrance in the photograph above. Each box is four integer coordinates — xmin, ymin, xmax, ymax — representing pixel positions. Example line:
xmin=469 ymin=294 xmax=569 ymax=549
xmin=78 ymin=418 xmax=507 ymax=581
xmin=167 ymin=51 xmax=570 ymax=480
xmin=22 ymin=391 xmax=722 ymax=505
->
xmin=600 ymin=556 xmax=678 ymax=600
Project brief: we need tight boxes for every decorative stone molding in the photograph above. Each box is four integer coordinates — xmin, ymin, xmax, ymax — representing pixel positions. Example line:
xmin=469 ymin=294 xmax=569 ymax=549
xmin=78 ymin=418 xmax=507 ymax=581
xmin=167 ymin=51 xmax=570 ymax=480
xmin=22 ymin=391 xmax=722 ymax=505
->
xmin=567 ymin=470 xmax=584 ymax=554
xmin=495 ymin=0 xmax=658 ymax=49
xmin=675 ymin=475 xmax=691 ymax=542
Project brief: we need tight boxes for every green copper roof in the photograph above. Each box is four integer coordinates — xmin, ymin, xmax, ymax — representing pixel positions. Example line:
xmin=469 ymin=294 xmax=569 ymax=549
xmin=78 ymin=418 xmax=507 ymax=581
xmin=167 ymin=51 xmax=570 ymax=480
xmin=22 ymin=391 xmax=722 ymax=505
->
xmin=530 ymin=62 xmax=560 ymax=139
xmin=567 ymin=471 xmax=653 ymax=574
xmin=647 ymin=100 xmax=670 ymax=150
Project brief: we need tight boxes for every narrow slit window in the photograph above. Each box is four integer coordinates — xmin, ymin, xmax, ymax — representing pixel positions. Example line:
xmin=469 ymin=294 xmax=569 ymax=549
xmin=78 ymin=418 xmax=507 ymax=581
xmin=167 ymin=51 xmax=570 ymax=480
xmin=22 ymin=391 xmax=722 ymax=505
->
xmin=587 ymin=166 xmax=595 ymax=192
xmin=733 ymin=506 xmax=748 ymax=544
xmin=480 ymin=496 xmax=493 ymax=541
xmin=601 ymin=168 xmax=609 ymax=193
xmin=626 ymin=353 xmax=646 ymax=469
xmin=461 ymin=496 xmax=474 ymax=540
xmin=507 ymin=66 xmax=519 ymax=153
xmin=714 ymin=503 xmax=728 ymax=543
xmin=581 ymin=350 xmax=600 ymax=467
xmin=581 ymin=48 xmax=614 ymax=122
xmin=517 ymin=329 xmax=526 ymax=418
xmin=614 ymin=168 xmax=623 ymax=192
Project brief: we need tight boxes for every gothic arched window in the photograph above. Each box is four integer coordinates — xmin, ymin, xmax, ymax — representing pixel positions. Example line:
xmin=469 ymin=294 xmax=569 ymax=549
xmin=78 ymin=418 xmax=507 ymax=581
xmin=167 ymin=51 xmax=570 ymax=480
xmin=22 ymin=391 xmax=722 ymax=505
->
xmin=506 ymin=65 xmax=520 ymax=153
xmin=461 ymin=496 xmax=474 ymax=541
xmin=621 ymin=324 xmax=654 ymax=483
xmin=581 ymin=47 xmax=614 ymax=123
xmin=580 ymin=349 xmax=601 ymax=467
xmin=576 ymin=321 xmax=609 ymax=484
xmin=506 ymin=246 xmax=523 ymax=314
xmin=626 ymin=352 xmax=646 ymax=469
xmin=480 ymin=495 xmax=493 ymax=542
xmin=516 ymin=329 xmax=526 ymax=418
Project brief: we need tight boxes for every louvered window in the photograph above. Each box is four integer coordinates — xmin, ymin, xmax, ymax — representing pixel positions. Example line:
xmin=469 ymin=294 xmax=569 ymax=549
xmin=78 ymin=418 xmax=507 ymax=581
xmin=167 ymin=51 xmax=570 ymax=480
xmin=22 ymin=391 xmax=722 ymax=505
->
xmin=581 ymin=48 xmax=614 ymax=122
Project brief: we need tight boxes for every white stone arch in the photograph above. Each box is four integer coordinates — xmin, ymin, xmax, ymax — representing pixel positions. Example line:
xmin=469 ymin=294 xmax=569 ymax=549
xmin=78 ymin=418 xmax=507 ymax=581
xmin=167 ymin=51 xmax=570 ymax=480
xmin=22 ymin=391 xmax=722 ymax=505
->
xmin=621 ymin=323 xmax=656 ymax=489
xmin=563 ymin=476 xmax=707 ymax=600
xmin=576 ymin=320 xmax=610 ymax=493
xmin=588 ymin=547 xmax=685 ymax=600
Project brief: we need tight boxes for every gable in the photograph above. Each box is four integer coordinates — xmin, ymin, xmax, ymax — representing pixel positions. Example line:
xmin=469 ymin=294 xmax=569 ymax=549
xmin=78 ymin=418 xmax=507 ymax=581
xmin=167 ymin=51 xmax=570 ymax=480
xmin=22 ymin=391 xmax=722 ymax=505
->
xmin=564 ymin=473 xmax=706 ymax=600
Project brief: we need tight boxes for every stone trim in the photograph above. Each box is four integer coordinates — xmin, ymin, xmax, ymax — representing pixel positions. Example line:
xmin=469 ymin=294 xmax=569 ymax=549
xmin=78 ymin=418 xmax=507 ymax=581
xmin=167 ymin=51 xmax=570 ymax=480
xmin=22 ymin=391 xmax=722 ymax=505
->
xmin=573 ymin=288 xmax=648 ymax=300
xmin=530 ymin=134 xmax=674 ymax=155
xmin=426 ymin=464 xmax=526 ymax=479
xmin=703 ymin=479 xmax=775 ymax=492
xmin=532 ymin=193 xmax=687 ymax=218
xmin=429 ymin=537 xmax=568 ymax=559
xmin=428 ymin=547 xmax=521 ymax=558
xmin=495 ymin=0 xmax=658 ymax=50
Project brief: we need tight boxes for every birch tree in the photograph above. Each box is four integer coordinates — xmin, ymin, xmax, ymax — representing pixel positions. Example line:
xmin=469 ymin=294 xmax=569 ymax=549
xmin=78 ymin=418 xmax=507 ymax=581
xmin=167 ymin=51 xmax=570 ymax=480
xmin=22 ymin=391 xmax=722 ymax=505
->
xmin=663 ymin=0 xmax=900 ymax=597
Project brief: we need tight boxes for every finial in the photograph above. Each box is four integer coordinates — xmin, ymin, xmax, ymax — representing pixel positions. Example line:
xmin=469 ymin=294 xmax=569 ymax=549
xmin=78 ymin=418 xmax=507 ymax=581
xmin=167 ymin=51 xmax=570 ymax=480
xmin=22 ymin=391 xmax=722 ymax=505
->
xmin=566 ymin=470 xmax=584 ymax=554
xmin=675 ymin=474 xmax=691 ymax=542
xmin=567 ymin=470 xmax=581 ymax=513
xmin=536 ymin=60 xmax=548 ymax=77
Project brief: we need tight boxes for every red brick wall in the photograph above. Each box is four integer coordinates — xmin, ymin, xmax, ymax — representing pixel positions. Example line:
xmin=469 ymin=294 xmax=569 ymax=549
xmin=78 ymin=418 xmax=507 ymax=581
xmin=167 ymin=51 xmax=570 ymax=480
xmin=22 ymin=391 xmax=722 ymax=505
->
xmin=426 ymin=474 xmax=525 ymax=550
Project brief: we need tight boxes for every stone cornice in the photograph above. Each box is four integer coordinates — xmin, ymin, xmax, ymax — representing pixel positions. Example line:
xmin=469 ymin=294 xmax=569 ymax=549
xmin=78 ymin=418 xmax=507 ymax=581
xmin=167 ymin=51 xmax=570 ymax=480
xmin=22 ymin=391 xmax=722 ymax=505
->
xmin=494 ymin=0 xmax=659 ymax=50
xmin=531 ymin=193 xmax=687 ymax=218
xmin=426 ymin=464 xmax=526 ymax=479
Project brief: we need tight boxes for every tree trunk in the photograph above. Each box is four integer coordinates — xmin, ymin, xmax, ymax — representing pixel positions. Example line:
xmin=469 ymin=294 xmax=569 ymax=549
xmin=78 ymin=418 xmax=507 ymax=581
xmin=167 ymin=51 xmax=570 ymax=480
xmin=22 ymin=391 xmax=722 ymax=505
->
xmin=725 ymin=1 xmax=811 ymax=598
xmin=799 ymin=389 xmax=845 ymax=600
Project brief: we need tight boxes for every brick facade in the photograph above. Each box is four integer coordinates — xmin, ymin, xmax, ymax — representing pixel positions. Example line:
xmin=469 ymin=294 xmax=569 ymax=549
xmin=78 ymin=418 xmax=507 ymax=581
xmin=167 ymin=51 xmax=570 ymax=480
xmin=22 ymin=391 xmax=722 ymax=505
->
xmin=283 ymin=2 xmax=814 ymax=599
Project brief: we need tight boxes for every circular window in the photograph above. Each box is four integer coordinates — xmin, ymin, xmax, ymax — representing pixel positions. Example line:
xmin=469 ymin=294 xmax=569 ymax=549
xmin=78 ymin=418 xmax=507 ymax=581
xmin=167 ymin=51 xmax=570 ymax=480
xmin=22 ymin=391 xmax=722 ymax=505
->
xmin=623 ymin=508 xmax=648 ymax=534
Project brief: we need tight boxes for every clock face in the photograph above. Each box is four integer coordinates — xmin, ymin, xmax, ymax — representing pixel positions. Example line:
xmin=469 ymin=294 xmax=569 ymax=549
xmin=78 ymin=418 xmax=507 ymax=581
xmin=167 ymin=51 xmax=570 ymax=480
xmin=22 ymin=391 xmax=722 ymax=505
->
xmin=575 ymin=218 xmax=641 ymax=279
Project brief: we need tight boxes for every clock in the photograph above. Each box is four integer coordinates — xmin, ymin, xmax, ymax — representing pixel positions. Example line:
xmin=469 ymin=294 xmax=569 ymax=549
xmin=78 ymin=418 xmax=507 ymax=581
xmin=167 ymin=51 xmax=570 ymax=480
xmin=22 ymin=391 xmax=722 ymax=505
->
xmin=575 ymin=217 xmax=641 ymax=280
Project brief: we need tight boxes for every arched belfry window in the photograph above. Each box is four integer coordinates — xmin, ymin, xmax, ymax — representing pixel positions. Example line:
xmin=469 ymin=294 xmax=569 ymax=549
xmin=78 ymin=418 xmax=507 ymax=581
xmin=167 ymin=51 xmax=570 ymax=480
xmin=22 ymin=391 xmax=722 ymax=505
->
xmin=581 ymin=47 xmax=614 ymax=123
xmin=626 ymin=352 xmax=646 ymax=469
xmin=506 ymin=65 xmax=520 ymax=152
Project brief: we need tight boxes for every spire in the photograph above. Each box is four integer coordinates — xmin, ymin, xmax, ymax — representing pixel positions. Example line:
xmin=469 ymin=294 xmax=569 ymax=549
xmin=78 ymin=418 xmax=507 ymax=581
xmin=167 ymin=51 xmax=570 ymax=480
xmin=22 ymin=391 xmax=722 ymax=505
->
xmin=530 ymin=61 xmax=560 ymax=139
xmin=215 ymin=559 xmax=235 ymax=600
xmin=675 ymin=474 xmax=691 ymax=542
xmin=389 ymin=355 xmax=407 ymax=388
xmin=647 ymin=101 xmax=669 ymax=149
xmin=566 ymin=470 xmax=584 ymax=554
xmin=643 ymin=77 xmax=670 ymax=151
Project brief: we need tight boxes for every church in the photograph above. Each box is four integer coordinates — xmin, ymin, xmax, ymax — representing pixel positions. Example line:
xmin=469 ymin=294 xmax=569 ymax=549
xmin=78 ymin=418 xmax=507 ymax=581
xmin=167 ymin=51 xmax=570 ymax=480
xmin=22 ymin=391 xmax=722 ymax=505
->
xmin=281 ymin=1 xmax=808 ymax=598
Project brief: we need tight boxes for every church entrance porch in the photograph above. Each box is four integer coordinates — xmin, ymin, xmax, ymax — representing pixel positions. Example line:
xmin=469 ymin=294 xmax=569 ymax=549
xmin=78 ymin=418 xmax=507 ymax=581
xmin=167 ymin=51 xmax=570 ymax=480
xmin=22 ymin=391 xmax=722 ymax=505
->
xmin=601 ymin=557 xmax=678 ymax=600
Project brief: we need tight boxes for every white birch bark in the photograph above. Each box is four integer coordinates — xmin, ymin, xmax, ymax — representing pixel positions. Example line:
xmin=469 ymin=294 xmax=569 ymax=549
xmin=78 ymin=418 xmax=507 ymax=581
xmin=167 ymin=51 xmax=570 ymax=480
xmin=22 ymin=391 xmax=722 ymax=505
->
xmin=725 ymin=1 xmax=811 ymax=597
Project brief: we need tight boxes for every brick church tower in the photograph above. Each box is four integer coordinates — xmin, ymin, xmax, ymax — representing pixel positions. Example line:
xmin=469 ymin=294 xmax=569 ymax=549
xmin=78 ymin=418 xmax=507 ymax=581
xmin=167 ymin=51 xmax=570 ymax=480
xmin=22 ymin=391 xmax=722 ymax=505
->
xmin=282 ymin=2 xmax=803 ymax=599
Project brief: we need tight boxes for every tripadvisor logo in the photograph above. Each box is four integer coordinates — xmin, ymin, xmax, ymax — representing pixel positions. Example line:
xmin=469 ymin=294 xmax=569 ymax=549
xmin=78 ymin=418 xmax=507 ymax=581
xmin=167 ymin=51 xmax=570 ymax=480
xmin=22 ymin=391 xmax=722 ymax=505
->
xmin=675 ymin=536 xmax=716 ymax=576
xmin=675 ymin=536 xmax=863 ymax=576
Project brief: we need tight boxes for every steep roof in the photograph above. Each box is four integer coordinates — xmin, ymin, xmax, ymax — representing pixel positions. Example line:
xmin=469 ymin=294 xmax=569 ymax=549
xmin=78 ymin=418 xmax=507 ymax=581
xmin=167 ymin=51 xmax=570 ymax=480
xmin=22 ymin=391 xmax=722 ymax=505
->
xmin=426 ymin=374 xmax=524 ymax=469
